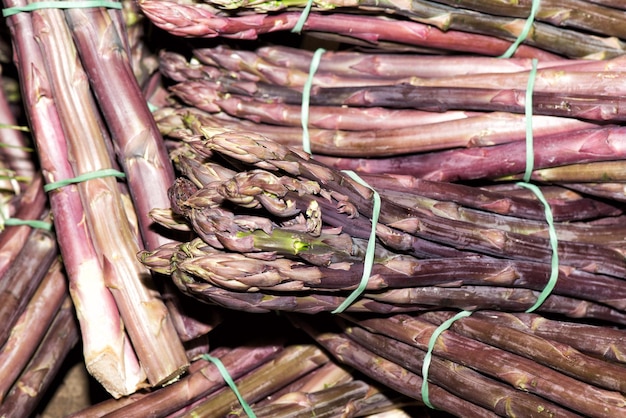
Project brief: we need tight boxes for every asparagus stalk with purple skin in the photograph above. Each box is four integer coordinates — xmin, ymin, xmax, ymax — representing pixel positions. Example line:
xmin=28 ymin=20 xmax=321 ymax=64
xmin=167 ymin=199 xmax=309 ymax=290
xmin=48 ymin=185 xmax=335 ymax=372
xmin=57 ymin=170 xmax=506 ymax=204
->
xmin=30 ymin=1 xmax=187 ymax=388
xmin=0 ymin=258 xmax=67 ymax=402
xmin=0 ymin=295 xmax=79 ymax=418
xmin=357 ymin=173 xmax=622 ymax=222
xmin=313 ymin=125 xmax=626 ymax=181
xmin=196 ymin=44 xmax=578 ymax=81
xmin=0 ymin=175 xmax=47 ymax=278
xmin=0 ymin=226 xmax=58 ymax=347
xmin=157 ymin=0 xmax=626 ymax=58
xmin=138 ymin=0 xmax=558 ymax=58
xmin=459 ymin=310 xmax=626 ymax=362
xmin=431 ymin=0 xmax=626 ymax=39
xmin=170 ymin=132 xmax=626 ymax=278
xmin=561 ymin=182 xmax=626 ymax=202
xmin=81 ymin=343 xmax=284 ymax=418
xmin=166 ymin=83 xmax=601 ymax=156
xmin=379 ymin=189 xmax=626 ymax=247
xmin=186 ymin=44 xmax=626 ymax=99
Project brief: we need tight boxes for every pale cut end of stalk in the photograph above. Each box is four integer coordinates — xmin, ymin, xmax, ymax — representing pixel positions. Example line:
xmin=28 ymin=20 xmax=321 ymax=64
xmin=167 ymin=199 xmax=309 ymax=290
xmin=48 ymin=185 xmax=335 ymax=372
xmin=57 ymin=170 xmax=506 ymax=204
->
xmin=70 ymin=258 xmax=147 ymax=398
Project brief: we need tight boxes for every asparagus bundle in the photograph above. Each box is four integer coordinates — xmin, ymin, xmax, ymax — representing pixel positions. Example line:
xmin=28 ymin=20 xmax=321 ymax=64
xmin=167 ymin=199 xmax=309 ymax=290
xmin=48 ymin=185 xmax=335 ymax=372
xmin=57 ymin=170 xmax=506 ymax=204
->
xmin=292 ymin=311 xmax=626 ymax=417
xmin=138 ymin=0 xmax=626 ymax=59
xmin=135 ymin=115 xmax=626 ymax=328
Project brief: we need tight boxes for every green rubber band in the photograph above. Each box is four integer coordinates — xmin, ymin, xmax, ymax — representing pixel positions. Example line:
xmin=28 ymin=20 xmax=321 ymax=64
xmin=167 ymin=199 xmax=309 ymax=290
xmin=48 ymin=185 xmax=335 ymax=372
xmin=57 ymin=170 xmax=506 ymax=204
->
xmin=201 ymin=354 xmax=257 ymax=418
xmin=516 ymin=182 xmax=559 ymax=313
xmin=291 ymin=0 xmax=314 ymax=34
xmin=523 ymin=58 xmax=538 ymax=183
xmin=3 ymin=218 xmax=52 ymax=231
xmin=331 ymin=170 xmax=380 ymax=314
xmin=3 ymin=0 xmax=122 ymax=17
xmin=300 ymin=48 xmax=325 ymax=155
xmin=43 ymin=168 xmax=126 ymax=192
xmin=498 ymin=0 xmax=540 ymax=58
xmin=421 ymin=310 xmax=473 ymax=409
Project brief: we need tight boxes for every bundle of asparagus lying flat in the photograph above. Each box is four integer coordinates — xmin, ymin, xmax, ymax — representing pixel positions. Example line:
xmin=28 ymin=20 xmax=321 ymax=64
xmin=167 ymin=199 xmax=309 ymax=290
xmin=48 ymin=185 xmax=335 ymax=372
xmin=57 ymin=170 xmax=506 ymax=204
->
xmin=130 ymin=109 xmax=626 ymax=416
xmin=142 ymin=111 xmax=626 ymax=320
xmin=138 ymin=0 xmax=626 ymax=59
xmin=158 ymin=44 xmax=626 ymax=187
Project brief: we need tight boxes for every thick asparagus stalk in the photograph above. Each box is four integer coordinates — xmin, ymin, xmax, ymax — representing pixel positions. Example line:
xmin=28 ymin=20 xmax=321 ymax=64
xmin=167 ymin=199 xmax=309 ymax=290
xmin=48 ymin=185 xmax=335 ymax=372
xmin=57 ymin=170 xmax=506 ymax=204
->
xmin=357 ymin=173 xmax=622 ymax=222
xmin=31 ymin=1 xmax=187 ymax=387
xmin=0 ymin=226 xmax=57 ymax=346
xmin=462 ymin=310 xmax=626 ymax=362
xmin=432 ymin=0 xmax=626 ymax=39
xmin=0 ymin=296 xmax=79 ymax=418
xmin=196 ymin=44 xmax=578 ymax=80
xmin=0 ymin=258 xmax=67 ymax=402
xmin=77 ymin=344 xmax=283 ymax=418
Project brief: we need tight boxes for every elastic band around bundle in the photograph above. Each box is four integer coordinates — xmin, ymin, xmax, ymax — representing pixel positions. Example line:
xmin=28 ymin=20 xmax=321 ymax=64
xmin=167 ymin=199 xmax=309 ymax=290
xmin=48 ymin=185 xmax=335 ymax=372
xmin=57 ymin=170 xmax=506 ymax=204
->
xmin=3 ymin=0 xmax=121 ymax=17
xmin=3 ymin=217 xmax=52 ymax=231
xmin=421 ymin=310 xmax=473 ymax=409
xmin=43 ymin=168 xmax=126 ymax=192
xmin=331 ymin=170 xmax=381 ymax=314
xmin=291 ymin=0 xmax=314 ymax=34
xmin=201 ymin=354 xmax=257 ymax=417
xmin=498 ymin=0 xmax=540 ymax=58
xmin=300 ymin=47 xmax=325 ymax=155
xmin=516 ymin=182 xmax=559 ymax=313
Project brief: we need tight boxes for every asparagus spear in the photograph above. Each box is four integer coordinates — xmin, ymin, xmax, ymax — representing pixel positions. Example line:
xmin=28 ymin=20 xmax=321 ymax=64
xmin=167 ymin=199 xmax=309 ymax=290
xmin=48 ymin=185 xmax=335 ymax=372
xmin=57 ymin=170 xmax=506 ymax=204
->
xmin=0 ymin=295 xmax=79 ymax=418
xmin=313 ymin=125 xmax=626 ymax=181
xmin=177 ymin=0 xmax=626 ymax=58
xmin=201 ymin=44 xmax=576 ymax=80
xmin=0 ymin=226 xmax=57 ymax=347
xmin=357 ymin=173 xmax=622 ymax=222
xmin=432 ymin=0 xmax=626 ymax=39
xmin=462 ymin=310 xmax=626 ymax=362
xmin=65 ymin=0 xmax=212 ymax=350
xmin=0 ymin=175 xmax=47 ymax=279
xmin=85 ymin=343 xmax=284 ymax=418
xmin=0 ymin=258 xmax=67 ymax=402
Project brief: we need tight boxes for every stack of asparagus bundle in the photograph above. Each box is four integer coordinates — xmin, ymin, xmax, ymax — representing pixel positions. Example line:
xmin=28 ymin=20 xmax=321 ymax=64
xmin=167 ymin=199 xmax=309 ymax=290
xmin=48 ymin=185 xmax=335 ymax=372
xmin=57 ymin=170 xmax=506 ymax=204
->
xmin=1 ymin=0 xmax=626 ymax=415
xmin=130 ymin=0 xmax=626 ymax=415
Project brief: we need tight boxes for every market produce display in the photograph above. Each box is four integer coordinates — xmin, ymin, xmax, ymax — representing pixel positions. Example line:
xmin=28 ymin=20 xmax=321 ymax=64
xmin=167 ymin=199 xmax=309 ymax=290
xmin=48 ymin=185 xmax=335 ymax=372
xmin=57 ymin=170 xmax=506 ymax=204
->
xmin=1 ymin=0 xmax=626 ymax=416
